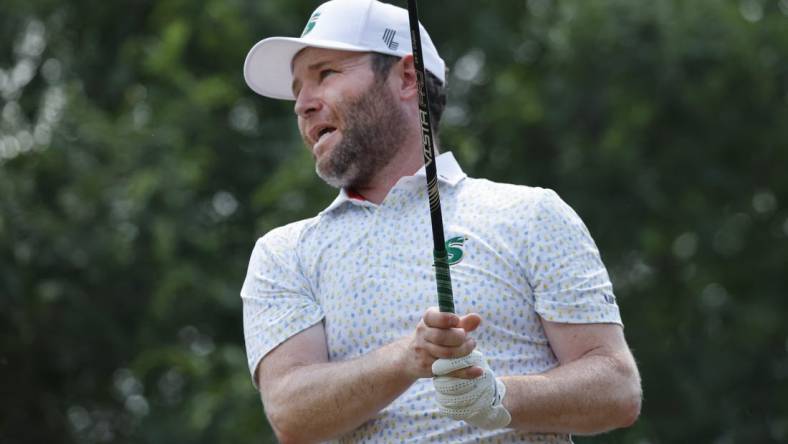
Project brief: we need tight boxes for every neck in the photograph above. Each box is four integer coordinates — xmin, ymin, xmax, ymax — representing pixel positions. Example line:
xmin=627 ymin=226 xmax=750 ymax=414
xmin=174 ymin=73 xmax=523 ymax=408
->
xmin=352 ymin=131 xmax=435 ymax=204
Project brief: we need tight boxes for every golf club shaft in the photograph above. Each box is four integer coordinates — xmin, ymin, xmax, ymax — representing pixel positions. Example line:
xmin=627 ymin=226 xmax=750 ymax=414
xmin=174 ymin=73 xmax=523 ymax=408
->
xmin=406 ymin=0 xmax=455 ymax=314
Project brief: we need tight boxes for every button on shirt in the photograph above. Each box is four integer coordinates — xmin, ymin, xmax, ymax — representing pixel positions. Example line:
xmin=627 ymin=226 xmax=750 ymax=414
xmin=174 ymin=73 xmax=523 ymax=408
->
xmin=241 ymin=152 xmax=622 ymax=443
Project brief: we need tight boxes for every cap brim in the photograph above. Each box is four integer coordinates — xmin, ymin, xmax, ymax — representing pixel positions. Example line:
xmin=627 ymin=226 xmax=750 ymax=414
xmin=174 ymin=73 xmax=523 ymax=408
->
xmin=244 ymin=37 xmax=373 ymax=100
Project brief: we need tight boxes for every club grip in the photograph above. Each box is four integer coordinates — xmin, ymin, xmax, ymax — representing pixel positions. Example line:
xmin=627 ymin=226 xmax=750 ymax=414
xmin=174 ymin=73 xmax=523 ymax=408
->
xmin=433 ymin=249 xmax=455 ymax=313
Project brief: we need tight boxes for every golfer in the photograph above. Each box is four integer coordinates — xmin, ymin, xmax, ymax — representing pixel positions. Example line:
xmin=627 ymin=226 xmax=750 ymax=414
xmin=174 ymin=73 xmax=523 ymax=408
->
xmin=240 ymin=0 xmax=642 ymax=442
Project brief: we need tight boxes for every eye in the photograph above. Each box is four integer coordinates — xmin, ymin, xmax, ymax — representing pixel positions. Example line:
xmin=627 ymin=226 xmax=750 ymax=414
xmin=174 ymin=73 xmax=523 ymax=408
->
xmin=319 ymin=69 xmax=337 ymax=81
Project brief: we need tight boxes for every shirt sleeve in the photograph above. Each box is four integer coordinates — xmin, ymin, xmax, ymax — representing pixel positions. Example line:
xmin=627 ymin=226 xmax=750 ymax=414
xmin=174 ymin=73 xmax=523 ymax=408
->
xmin=525 ymin=189 xmax=622 ymax=325
xmin=240 ymin=224 xmax=325 ymax=384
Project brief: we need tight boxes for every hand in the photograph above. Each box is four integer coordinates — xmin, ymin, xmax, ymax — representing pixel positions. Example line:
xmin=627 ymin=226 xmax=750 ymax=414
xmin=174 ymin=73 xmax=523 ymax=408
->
xmin=432 ymin=350 xmax=512 ymax=430
xmin=399 ymin=307 xmax=482 ymax=380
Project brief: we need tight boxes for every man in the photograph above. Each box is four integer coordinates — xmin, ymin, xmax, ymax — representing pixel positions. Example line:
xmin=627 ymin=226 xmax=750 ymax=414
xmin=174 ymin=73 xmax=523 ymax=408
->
xmin=240 ymin=0 xmax=642 ymax=442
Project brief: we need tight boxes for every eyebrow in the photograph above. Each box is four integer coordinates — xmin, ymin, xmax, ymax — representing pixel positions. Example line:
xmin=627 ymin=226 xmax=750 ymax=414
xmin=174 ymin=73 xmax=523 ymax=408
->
xmin=291 ymin=60 xmax=332 ymax=96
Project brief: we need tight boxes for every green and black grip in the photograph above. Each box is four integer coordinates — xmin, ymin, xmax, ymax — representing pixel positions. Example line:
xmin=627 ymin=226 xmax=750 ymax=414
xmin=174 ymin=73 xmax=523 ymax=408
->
xmin=434 ymin=248 xmax=455 ymax=313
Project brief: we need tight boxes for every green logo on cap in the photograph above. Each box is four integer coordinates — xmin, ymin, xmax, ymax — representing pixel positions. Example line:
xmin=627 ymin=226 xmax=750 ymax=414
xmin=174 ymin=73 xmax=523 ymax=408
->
xmin=301 ymin=11 xmax=321 ymax=37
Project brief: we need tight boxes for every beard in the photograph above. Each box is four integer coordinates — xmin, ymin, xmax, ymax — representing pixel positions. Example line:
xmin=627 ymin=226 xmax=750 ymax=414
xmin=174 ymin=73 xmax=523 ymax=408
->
xmin=310 ymin=79 xmax=408 ymax=189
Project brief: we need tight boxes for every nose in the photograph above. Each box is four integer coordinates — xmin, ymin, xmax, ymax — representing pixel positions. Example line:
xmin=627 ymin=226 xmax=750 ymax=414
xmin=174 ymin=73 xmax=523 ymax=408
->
xmin=294 ymin=85 xmax=322 ymax=118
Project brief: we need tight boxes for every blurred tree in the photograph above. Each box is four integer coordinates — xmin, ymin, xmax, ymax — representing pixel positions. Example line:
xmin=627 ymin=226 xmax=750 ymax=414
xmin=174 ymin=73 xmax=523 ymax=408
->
xmin=1 ymin=0 xmax=787 ymax=443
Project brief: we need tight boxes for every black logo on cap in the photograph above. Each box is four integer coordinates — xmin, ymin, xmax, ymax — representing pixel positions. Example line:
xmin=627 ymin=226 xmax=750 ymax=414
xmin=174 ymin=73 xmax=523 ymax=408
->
xmin=382 ymin=28 xmax=399 ymax=50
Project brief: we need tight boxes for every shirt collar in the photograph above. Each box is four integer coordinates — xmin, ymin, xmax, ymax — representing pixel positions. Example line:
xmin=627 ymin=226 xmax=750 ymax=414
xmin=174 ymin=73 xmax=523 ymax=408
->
xmin=413 ymin=151 xmax=466 ymax=186
xmin=320 ymin=151 xmax=467 ymax=214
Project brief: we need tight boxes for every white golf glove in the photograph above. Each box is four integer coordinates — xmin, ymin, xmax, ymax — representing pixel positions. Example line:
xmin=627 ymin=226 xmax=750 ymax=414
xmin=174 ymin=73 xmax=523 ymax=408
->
xmin=432 ymin=350 xmax=512 ymax=430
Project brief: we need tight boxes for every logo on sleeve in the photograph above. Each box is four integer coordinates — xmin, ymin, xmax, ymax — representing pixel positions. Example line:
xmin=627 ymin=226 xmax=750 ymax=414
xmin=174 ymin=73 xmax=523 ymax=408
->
xmin=301 ymin=11 xmax=321 ymax=37
xmin=445 ymin=235 xmax=468 ymax=265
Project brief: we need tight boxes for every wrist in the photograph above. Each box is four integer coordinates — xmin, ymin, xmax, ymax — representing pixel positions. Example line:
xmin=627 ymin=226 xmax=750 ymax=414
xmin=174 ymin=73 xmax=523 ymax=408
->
xmin=499 ymin=376 xmax=514 ymax=413
xmin=390 ymin=337 xmax=421 ymax=382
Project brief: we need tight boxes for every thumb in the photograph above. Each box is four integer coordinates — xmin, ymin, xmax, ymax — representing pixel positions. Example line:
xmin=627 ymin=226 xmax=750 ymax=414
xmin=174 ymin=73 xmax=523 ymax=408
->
xmin=458 ymin=313 xmax=481 ymax=333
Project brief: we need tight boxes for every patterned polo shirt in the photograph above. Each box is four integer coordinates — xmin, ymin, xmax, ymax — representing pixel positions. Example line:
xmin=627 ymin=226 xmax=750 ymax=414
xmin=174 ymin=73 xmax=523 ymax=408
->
xmin=241 ymin=152 xmax=622 ymax=443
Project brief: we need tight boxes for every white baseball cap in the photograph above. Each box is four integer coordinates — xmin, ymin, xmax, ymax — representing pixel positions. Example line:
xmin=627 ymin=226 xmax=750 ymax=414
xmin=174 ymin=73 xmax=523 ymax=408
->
xmin=244 ymin=0 xmax=446 ymax=100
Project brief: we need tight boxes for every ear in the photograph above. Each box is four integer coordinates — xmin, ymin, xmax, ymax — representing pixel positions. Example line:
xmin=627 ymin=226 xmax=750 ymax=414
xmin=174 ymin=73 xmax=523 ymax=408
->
xmin=395 ymin=54 xmax=420 ymax=101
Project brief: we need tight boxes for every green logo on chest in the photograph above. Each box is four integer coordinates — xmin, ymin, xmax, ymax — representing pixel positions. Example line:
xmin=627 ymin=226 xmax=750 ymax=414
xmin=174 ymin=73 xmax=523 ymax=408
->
xmin=446 ymin=235 xmax=467 ymax=265
xmin=301 ymin=11 xmax=321 ymax=36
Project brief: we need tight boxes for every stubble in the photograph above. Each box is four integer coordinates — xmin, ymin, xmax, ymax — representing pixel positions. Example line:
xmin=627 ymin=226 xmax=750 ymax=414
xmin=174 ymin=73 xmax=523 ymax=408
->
xmin=313 ymin=79 xmax=407 ymax=189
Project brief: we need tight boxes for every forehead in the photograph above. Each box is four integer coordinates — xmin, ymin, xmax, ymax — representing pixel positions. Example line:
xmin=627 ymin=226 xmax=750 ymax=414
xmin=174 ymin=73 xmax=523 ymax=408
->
xmin=291 ymin=47 xmax=371 ymax=75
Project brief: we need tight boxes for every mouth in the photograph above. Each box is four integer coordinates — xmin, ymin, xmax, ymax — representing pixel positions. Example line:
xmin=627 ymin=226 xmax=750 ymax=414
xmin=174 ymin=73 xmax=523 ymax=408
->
xmin=309 ymin=124 xmax=340 ymax=157
xmin=316 ymin=126 xmax=336 ymax=144
xmin=310 ymin=125 xmax=338 ymax=146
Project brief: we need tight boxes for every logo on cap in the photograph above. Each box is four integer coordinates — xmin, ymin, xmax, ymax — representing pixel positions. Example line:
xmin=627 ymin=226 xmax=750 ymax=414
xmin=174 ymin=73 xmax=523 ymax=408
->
xmin=382 ymin=28 xmax=399 ymax=50
xmin=301 ymin=11 xmax=321 ymax=37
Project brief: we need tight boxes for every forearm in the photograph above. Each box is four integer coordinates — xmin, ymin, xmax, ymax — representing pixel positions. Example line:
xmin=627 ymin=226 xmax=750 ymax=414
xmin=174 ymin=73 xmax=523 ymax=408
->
xmin=501 ymin=350 xmax=641 ymax=434
xmin=263 ymin=338 xmax=414 ymax=443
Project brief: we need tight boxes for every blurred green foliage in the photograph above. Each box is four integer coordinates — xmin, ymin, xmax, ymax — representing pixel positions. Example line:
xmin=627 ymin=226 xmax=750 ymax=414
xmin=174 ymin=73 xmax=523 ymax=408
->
xmin=1 ymin=0 xmax=787 ymax=442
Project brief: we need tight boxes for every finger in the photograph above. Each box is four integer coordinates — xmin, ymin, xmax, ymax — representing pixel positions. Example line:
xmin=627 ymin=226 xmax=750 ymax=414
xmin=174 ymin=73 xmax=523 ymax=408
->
xmin=433 ymin=376 xmax=477 ymax=395
xmin=434 ymin=373 xmax=491 ymax=400
xmin=435 ymin=375 xmax=495 ymax=414
xmin=432 ymin=350 xmax=483 ymax=375
xmin=425 ymin=339 xmax=476 ymax=359
xmin=445 ymin=366 xmax=484 ymax=379
xmin=458 ymin=313 xmax=482 ymax=333
xmin=423 ymin=307 xmax=460 ymax=329
xmin=423 ymin=327 xmax=466 ymax=347
xmin=456 ymin=338 xmax=477 ymax=357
